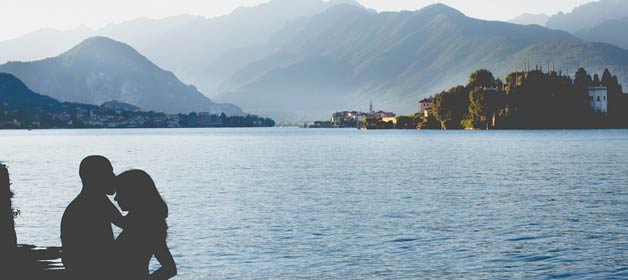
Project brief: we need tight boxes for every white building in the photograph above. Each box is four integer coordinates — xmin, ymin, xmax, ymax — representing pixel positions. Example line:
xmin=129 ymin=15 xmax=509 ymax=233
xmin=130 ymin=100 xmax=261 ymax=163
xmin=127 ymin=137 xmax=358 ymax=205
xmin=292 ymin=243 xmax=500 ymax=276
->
xmin=418 ymin=98 xmax=433 ymax=117
xmin=588 ymin=87 xmax=608 ymax=113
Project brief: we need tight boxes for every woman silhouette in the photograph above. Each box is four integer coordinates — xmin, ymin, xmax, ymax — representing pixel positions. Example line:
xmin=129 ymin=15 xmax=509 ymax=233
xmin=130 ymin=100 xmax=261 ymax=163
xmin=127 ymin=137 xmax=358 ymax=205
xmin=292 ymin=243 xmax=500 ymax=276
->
xmin=114 ymin=170 xmax=177 ymax=280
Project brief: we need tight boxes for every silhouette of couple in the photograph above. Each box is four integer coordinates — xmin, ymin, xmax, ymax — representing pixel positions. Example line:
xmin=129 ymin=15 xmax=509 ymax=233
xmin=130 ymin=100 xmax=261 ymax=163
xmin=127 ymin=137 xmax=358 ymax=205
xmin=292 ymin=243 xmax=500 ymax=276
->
xmin=61 ymin=156 xmax=177 ymax=280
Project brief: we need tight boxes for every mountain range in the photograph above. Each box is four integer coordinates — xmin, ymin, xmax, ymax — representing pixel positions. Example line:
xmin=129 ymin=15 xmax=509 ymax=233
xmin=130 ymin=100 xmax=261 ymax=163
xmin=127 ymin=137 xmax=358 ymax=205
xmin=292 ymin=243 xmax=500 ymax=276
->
xmin=543 ymin=0 xmax=628 ymax=50
xmin=0 ymin=0 xmax=362 ymax=95
xmin=2 ymin=0 xmax=628 ymax=120
xmin=546 ymin=0 xmax=628 ymax=34
xmin=0 ymin=37 xmax=242 ymax=115
xmin=215 ymin=4 xmax=628 ymax=119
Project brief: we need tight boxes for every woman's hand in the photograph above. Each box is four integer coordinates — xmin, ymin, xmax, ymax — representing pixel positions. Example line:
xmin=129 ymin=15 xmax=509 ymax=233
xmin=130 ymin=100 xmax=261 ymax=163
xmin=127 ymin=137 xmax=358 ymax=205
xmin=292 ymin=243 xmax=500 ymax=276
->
xmin=149 ymin=240 xmax=177 ymax=280
xmin=108 ymin=198 xmax=128 ymax=229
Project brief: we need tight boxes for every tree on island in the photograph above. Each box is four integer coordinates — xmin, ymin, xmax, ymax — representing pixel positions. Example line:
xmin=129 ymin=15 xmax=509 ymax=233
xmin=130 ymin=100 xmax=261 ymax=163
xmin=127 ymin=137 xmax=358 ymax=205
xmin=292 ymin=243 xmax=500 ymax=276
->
xmin=395 ymin=115 xmax=420 ymax=129
xmin=432 ymin=86 xmax=468 ymax=129
xmin=468 ymin=69 xmax=496 ymax=89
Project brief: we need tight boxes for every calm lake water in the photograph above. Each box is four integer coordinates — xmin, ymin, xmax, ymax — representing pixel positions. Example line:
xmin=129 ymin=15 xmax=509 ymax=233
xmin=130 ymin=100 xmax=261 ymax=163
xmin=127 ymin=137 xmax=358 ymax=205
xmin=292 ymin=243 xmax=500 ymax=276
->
xmin=1 ymin=128 xmax=627 ymax=279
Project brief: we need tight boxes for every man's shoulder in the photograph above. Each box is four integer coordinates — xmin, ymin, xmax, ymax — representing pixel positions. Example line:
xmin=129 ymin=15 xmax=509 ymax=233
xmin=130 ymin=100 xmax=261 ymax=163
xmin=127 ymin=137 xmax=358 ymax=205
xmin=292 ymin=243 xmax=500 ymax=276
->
xmin=62 ymin=195 xmax=94 ymax=220
xmin=64 ymin=195 xmax=86 ymax=211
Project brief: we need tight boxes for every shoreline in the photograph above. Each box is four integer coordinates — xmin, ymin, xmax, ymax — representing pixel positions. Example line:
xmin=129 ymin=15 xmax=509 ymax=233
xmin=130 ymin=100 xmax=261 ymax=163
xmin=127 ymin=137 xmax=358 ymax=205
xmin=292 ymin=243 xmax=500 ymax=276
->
xmin=3 ymin=245 xmax=65 ymax=280
xmin=2 ymin=126 xmax=628 ymax=132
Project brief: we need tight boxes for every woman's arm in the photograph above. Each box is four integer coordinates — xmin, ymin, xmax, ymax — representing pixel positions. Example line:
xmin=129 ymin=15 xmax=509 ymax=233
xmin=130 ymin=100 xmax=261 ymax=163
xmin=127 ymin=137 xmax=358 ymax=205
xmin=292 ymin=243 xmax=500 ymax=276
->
xmin=149 ymin=240 xmax=177 ymax=280
xmin=107 ymin=199 xmax=127 ymax=229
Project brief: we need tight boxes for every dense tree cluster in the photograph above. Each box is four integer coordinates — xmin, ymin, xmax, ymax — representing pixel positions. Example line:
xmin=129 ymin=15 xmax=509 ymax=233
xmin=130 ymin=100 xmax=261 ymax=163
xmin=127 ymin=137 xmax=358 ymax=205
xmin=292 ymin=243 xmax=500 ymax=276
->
xmin=179 ymin=113 xmax=275 ymax=128
xmin=427 ymin=68 xmax=628 ymax=129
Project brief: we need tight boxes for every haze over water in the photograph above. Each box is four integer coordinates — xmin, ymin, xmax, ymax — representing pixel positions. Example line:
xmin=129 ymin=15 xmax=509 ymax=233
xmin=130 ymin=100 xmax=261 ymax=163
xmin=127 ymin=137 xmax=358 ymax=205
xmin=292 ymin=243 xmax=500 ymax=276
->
xmin=1 ymin=128 xmax=627 ymax=279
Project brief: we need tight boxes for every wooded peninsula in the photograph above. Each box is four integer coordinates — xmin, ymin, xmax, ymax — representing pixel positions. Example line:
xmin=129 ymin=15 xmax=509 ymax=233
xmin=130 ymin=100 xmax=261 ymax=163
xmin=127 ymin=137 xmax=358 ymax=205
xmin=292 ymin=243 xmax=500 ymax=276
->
xmin=364 ymin=68 xmax=628 ymax=130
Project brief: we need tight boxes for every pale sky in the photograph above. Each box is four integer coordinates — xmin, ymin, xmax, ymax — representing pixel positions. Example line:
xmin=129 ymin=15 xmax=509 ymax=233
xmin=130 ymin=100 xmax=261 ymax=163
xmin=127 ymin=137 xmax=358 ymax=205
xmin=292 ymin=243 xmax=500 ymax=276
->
xmin=0 ymin=0 xmax=593 ymax=41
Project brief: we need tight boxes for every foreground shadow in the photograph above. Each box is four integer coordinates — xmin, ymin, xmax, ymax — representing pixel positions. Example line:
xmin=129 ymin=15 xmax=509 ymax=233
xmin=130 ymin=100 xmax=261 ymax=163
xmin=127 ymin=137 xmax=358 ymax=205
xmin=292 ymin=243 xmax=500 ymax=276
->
xmin=1 ymin=163 xmax=17 ymax=251
xmin=1 ymin=164 xmax=65 ymax=279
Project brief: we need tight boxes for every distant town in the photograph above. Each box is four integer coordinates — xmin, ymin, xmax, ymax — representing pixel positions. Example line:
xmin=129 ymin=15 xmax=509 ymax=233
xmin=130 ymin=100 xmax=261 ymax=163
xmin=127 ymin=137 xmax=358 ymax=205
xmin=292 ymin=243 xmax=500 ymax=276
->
xmin=308 ymin=101 xmax=397 ymax=129
xmin=0 ymin=100 xmax=275 ymax=130
xmin=310 ymin=67 xmax=628 ymax=130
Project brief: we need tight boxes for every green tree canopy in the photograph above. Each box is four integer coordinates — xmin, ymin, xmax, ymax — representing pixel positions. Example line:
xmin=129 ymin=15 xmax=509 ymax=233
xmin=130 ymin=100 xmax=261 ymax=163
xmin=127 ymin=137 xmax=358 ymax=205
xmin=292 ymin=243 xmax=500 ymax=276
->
xmin=468 ymin=69 xmax=496 ymax=89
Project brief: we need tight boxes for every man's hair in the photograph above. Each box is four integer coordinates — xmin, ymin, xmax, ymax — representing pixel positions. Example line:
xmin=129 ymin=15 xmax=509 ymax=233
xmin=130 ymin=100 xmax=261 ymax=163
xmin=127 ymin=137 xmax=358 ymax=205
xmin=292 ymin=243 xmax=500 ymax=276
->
xmin=79 ymin=156 xmax=113 ymax=183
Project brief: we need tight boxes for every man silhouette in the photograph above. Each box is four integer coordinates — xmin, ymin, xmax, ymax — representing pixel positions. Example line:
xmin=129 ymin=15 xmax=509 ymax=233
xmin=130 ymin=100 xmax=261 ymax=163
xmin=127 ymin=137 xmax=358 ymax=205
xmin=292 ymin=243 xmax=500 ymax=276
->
xmin=61 ymin=156 xmax=124 ymax=279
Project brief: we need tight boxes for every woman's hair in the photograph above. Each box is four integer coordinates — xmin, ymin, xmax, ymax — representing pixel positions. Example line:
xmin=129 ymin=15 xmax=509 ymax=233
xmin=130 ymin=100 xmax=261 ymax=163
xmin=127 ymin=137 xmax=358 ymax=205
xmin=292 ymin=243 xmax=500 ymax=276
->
xmin=117 ymin=170 xmax=168 ymax=221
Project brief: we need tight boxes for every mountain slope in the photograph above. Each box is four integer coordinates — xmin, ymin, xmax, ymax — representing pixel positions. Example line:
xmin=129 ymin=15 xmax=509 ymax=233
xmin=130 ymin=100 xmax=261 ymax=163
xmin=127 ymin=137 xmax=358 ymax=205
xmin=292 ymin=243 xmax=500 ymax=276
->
xmin=0 ymin=37 xmax=243 ymax=115
xmin=546 ymin=0 xmax=628 ymax=33
xmin=217 ymin=4 xmax=628 ymax=120
xmin=0 ymin=72 xmax=60 ymax=110
xmin=576 ymin=17 xmax=628 ymax=50
xmin=0 ymin=27 xmax=94 ymax=64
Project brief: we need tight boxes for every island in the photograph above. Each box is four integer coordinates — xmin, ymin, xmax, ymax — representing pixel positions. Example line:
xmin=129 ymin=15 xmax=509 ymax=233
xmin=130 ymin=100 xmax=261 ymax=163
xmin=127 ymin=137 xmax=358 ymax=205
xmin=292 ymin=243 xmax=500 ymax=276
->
xmin=314 ymin=67 xmax=628 ymax=130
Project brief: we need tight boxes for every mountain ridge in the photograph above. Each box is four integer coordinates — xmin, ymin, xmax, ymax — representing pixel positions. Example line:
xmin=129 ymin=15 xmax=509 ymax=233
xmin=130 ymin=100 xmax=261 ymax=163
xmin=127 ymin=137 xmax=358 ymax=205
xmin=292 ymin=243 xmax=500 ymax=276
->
xmin=508 ymin=13 xmax=550 ymax=26
xmin=576 ymin=16 xmax=628 ymax=50
xmin=546 ymin=0 xmax=628 ymax=33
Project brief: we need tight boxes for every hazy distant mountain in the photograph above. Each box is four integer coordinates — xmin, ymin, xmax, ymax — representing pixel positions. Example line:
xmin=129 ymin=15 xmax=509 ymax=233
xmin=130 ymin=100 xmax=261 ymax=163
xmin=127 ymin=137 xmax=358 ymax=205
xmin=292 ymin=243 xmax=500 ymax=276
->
xmin=576 ymin=17 xmax=628 ymax=50
xmin=0 ymin=37 xmax=243 ymax=115
xmin=0 ymin=26 xmax=94 ymax=64
xmin=509 ymin=13 xmax=549 ymax=26
xmin=546 ymin=0 xmax=628 ymax=33
xmin=215 ymin=4 xmax=628 ymax=120
xmin=100 ymin=0 xmax=364 ymax=95
xmin=0 ymin=0 xmax=364 ymax=96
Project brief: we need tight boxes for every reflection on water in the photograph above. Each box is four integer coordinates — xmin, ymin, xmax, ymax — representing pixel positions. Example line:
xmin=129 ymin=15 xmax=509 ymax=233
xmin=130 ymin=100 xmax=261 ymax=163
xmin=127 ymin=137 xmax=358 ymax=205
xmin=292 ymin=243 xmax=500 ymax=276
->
xmin=1 ymin=128 xmax=627 ymax=279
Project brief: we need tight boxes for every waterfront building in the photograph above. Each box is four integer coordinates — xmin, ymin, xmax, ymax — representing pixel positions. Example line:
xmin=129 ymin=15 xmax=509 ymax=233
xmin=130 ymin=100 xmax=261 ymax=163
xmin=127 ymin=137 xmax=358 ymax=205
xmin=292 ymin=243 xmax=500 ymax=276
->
xmin=332 ymin=111 xmax=360 ymax=122
xmin=373 ymin=111 xmax=396 ymax=118
xmin=331 ymin=112 xmax=344 ymax=122
xmin=329 ymin=104 xmax=396 ymax=128
xmin=382 ymin=116 xmax=397 ymax=124
xmin=588 ymin=87 xmax=608 ymax=113
xmin=357 ymin=112 xmax=369 ymax=123
xmin=419 ymin=98 xmax=433 ymax=117
xmin=332 ymin=111 xmax=352 ymax=122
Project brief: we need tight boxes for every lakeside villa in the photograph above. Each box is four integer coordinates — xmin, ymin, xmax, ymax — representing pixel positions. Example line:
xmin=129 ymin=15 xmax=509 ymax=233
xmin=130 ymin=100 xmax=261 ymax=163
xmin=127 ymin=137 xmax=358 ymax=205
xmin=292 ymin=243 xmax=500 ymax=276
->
xmin=418 ymin=98 xmax=433 ymax=117
xmin=311 ymin=101 xmax=396 ymax=128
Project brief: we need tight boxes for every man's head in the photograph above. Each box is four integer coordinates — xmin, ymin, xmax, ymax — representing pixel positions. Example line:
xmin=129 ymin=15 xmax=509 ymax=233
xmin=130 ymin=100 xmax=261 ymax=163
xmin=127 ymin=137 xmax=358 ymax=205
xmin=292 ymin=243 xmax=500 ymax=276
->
xmin=79 ymin=156 xmax=115 ymax=195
